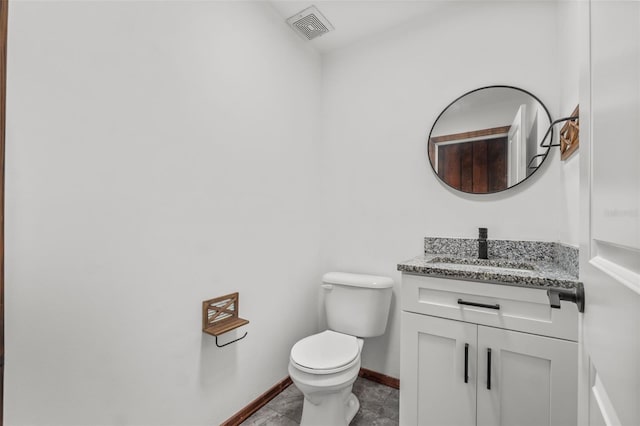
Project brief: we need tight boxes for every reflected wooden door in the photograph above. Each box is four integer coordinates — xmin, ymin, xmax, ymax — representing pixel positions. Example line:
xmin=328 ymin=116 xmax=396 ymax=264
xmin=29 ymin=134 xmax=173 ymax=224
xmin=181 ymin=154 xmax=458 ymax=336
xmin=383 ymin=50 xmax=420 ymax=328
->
xmin=437 ymin=137 xmax=507 ymax=193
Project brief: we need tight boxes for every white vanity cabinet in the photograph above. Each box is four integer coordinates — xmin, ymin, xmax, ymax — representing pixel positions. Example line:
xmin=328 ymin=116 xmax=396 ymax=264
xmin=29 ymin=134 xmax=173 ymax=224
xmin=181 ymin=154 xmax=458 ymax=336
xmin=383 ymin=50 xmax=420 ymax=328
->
xmin=400 ymin=274 xmax=579 ymax=426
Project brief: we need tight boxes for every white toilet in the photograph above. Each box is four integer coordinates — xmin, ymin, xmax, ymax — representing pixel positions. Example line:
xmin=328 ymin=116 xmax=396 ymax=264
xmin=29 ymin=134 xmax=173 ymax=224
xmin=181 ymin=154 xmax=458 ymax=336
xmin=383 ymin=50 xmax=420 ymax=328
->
xmin=288 ymin=272 xmax=393 ymax=426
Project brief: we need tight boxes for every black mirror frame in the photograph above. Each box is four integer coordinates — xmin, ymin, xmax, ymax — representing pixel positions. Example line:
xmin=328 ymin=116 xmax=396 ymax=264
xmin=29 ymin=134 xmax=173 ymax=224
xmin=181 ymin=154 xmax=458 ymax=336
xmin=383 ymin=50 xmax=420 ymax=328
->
xmin=427 ymin=85 xmax=554 ymax=195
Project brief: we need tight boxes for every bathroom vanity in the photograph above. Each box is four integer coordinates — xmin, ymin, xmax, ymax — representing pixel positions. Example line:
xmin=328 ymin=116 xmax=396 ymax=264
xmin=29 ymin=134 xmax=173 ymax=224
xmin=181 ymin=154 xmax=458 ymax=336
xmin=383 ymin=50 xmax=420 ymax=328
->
xmin=398 ymin=238 xmax=581 ymax=426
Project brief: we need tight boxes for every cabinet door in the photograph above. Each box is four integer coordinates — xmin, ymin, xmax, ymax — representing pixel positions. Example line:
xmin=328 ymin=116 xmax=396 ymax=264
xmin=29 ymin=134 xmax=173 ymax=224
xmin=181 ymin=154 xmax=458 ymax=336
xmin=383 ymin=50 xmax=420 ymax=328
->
xmin=400 ymin=312 xmax=477 ymax=426
xmin=476 ymin=326 xmax=578 ymax=426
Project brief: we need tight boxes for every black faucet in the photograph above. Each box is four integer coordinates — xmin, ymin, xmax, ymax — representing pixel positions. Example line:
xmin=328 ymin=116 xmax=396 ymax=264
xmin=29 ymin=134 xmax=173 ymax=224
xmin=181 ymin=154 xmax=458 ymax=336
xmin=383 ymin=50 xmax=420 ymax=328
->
xmin=478 ymin=227 xmax=488 ymax=259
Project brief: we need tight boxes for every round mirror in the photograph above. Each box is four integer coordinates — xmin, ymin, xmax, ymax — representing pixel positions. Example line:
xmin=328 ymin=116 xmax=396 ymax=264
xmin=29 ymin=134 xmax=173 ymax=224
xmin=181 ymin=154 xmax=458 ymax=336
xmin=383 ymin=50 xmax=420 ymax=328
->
xmin=428 ymin=86 xmax=552 ymax=194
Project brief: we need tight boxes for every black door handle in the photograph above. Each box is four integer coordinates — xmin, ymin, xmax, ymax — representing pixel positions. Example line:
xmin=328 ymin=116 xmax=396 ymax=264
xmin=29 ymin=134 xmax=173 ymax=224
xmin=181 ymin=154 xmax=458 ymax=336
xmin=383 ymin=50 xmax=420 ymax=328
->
xmin=487 ymin=348 xmax=492 ymax=390
xmin=464 ymin=343 xmax=469 ymax=383
xmin=546 ymin=285 xmax=586 ymax=313
xmin=458 ymin=299 xmax=500 ymax=310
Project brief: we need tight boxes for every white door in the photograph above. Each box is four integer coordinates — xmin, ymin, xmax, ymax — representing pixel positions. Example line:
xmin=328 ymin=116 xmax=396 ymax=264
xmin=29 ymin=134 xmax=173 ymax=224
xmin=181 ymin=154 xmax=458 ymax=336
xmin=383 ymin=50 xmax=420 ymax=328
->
xmin=578 ymin=1 xmax=640 ymax=425
xmin=507 ymin=104 xmax=526 ymax=186
xmin=400 ymin=312 xmax=477 ymax=426
xmin=476 ymin=326 xmax=578 ymax=426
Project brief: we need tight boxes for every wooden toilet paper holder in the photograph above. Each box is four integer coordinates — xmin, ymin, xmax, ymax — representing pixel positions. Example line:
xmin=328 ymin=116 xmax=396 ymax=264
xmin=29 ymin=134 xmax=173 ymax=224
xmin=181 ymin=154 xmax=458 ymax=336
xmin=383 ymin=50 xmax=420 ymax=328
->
xmin=202 ymin=292 xmax=249 ymax=347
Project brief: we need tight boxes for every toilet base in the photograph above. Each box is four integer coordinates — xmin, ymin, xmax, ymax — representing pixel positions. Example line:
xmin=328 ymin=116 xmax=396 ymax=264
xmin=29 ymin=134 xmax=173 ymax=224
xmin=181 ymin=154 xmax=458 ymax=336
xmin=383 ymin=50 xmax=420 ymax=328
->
xmin=345 ymin=392 xmax=360 ymax=423
xmin=299 ymin=388 xmax=360 ymax=426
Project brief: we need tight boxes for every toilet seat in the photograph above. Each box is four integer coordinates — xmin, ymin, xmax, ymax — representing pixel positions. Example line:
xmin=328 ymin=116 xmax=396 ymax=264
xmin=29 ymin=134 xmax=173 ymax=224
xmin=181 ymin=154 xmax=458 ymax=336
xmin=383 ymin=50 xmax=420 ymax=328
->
xmin=290 ymin=330 xmax=361 ymax=375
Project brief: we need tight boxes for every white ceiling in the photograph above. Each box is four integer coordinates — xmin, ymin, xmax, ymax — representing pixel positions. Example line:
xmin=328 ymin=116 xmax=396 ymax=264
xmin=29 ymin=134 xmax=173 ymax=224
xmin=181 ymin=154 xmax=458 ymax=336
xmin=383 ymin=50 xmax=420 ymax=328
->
xmin=269 ymin=1 xmax=442 ymax=53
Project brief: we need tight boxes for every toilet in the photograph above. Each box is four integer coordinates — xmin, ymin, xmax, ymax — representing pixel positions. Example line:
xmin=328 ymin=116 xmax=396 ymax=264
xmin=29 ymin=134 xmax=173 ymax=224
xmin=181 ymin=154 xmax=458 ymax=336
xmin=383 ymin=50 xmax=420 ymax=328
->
xmin=288 ymin=272 xmax=393 ymax=426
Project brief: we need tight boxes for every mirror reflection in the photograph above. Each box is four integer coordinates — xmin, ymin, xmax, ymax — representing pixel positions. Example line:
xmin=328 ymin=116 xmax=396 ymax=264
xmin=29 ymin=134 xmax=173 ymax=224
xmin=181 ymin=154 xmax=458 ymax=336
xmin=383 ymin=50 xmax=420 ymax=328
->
xmin=428 ymin=86 xmax=551 ymax=194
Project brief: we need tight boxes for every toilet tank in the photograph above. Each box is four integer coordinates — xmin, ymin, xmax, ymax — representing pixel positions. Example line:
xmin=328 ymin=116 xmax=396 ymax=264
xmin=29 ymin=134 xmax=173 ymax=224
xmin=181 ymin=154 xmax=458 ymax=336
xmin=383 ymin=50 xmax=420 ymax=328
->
xmin=322 ymin=272 xmax=393 ymax=338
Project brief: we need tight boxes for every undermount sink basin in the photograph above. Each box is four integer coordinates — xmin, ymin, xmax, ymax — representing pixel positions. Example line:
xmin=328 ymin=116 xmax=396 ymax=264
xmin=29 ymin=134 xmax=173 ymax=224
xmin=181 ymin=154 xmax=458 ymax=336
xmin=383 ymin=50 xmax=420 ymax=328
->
xmin=428 ymin=256 xmax=536 ymax=271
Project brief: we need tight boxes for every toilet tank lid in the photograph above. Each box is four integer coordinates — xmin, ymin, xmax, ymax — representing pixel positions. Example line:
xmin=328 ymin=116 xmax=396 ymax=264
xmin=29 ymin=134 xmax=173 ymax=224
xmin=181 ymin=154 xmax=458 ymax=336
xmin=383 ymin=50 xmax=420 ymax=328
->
xmin=322 ymin=272 xmax=394 ymax=289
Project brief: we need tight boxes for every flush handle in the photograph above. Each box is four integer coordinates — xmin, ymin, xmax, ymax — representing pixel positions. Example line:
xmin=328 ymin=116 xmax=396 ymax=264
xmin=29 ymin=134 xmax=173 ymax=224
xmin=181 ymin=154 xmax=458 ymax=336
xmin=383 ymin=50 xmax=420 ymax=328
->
xmin=321 ymin=284 xmax=333 ymax=290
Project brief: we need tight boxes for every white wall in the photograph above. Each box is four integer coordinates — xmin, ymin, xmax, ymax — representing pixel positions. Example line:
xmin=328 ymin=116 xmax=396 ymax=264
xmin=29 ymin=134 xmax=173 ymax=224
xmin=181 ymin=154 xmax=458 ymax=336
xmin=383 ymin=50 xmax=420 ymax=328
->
xmin=319 ymin=1 xmax=564 ymax=378
xmin=557 ymin=0 xmax=581 ymax=246
xmin=5 ymin=2 xmax=322 ymax=425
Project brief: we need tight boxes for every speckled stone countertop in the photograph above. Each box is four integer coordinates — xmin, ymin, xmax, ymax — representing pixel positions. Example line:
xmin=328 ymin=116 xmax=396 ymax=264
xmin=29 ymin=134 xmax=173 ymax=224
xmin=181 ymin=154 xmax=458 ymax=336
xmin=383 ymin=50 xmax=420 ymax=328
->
xmin=397 ymin=237 xmax=581 ymax=290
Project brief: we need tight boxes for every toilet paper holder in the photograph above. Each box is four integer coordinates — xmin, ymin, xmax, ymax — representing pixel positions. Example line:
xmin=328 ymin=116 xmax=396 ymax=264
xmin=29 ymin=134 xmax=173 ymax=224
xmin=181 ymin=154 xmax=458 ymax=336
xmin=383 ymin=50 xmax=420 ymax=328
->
xmin=202 ymin=292 xmax=249 ymax=347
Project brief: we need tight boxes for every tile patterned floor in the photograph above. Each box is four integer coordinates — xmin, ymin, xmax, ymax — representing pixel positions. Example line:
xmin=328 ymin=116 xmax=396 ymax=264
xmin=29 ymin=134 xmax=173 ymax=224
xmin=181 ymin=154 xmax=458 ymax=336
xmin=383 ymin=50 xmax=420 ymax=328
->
xmin=242 ymin=377 xmax=399 ymax=426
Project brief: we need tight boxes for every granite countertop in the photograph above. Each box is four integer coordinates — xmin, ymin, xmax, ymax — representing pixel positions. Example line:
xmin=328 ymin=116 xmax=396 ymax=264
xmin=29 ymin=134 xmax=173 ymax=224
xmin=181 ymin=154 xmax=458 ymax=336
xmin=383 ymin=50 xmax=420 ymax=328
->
xmin=397 ymin=237 xmax=581 ymax=290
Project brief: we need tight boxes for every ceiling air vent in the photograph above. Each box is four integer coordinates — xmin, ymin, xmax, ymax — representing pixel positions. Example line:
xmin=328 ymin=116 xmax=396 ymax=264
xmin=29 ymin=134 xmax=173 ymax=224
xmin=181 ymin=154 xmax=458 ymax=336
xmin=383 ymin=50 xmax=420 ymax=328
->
xmin=287 ymin=5 xmax=334 ymax=41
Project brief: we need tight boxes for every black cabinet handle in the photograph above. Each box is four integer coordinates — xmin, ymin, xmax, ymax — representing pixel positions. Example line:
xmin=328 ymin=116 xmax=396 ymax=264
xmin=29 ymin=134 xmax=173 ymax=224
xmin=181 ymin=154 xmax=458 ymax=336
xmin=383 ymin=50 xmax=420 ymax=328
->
xmin=458 ymin=299 xmax=500 ymax=310
xmin=487 ymin=348 xmax=492 ymax=390
xmin=464 ymin=343 xmax=469 ymax=383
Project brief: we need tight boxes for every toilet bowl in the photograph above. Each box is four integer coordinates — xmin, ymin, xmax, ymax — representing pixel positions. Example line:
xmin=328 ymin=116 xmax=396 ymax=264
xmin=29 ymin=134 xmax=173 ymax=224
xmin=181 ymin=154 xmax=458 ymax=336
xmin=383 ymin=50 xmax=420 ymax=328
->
xmin=289 ymin=331 xmax=364 ymax=426
xmin=289 ymin=272 xmax=393 ymax=426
